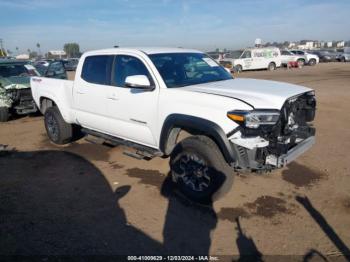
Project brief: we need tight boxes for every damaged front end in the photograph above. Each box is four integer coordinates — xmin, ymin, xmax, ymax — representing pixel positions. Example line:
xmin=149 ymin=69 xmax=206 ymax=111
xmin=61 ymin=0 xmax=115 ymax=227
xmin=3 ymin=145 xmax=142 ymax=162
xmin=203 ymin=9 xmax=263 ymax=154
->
xmin=228 ymin=91 xmax=316 ymax=172
xmin=0 ymin=78 xmax=37 ymax=115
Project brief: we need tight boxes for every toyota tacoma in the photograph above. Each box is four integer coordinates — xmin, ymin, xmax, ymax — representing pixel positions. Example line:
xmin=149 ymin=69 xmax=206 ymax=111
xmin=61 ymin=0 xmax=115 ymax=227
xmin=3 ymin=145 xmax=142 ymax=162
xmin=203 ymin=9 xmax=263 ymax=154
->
xmin=30 ymin=48 xmax=316 ymax=202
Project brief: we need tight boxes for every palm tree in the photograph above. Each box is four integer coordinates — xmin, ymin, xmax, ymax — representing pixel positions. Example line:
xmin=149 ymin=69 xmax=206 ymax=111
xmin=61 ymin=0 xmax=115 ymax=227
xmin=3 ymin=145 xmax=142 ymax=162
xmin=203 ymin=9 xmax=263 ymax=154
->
xmin=36 ymin=43 xmax=41 ymax=56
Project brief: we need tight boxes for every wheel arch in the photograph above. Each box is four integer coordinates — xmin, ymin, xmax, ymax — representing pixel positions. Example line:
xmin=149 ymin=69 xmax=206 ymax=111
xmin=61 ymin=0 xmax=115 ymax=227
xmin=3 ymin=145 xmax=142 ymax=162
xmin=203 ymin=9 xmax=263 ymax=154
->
xmin=39 ymin=96 xmax=73 ymax=124
xmin=159 ymin=114 xmax=236 ymax=165
xmin=39 ymin=96 xmax=56 ymax=114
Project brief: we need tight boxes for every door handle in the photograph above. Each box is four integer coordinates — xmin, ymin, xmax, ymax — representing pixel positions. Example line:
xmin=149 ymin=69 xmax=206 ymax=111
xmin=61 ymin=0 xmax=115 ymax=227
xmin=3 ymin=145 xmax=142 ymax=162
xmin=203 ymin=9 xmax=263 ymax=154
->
xmin=107 ymin=93 xmax=118 ymax=100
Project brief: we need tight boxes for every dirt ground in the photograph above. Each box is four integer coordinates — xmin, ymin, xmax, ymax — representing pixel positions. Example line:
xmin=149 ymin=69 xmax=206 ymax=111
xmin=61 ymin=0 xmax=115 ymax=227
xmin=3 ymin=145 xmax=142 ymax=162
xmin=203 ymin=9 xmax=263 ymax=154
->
xmin=1 ymin=63 xmax=350 ymax=260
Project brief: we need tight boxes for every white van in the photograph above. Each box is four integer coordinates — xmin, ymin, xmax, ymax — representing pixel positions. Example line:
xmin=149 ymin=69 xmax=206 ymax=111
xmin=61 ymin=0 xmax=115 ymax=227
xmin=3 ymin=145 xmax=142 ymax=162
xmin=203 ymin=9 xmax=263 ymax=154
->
xmin=222 ymin=47 xmax=282 ymax=72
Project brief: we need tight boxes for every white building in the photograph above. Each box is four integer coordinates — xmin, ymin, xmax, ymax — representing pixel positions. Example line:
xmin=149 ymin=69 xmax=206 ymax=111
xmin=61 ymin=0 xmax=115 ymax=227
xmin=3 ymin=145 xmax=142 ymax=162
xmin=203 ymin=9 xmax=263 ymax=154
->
xmin=337 ymin=41 xmax=345 ymax=48
xmin=48 ymin=50 xmax=66 ymax=58
xmin=288 ymin=42 xmax=296 ymax=48
xmin=15 ymin=54 xmax=29 ymax=60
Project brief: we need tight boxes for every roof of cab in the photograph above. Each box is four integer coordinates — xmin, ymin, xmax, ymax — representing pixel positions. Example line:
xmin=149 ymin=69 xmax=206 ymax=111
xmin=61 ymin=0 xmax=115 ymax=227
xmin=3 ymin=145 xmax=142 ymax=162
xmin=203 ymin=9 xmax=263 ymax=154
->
xmin=83 ymin=47 xmax=203 ymax=56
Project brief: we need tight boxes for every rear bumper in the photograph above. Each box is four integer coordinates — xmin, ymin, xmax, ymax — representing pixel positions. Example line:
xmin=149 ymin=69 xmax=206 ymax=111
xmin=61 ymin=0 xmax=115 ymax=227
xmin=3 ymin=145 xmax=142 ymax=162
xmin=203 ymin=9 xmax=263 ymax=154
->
xmin=265 ymin=136 xmax=315 ymax=168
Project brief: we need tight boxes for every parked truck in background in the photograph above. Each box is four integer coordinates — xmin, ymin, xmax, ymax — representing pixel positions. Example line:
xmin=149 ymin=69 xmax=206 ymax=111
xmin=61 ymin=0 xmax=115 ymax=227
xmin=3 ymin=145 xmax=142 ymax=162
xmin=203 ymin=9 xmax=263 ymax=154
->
xmin=220 ymin=47 xmax=282 ymax=72
xmin=30 ymin=47 xmax=316 ymax=203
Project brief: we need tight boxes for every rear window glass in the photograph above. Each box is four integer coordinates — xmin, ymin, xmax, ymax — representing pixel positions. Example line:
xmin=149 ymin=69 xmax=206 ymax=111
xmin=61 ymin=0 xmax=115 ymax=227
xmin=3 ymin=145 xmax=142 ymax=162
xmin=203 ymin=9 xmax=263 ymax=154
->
xmin=81 ymin=55 xmax=113 ymax=85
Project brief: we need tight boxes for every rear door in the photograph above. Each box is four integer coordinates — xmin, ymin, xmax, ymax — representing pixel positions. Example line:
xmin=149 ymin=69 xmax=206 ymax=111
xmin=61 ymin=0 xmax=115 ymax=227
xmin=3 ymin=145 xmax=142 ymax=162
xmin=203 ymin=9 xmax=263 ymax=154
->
xmin=73 ymin=55 xmax=114 ymax=132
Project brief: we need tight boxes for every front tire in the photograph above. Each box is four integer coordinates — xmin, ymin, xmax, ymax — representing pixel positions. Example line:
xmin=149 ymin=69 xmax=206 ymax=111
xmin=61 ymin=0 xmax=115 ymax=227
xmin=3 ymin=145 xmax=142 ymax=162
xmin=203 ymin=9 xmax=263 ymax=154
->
xmin=170 ymin=135 xmax=234 ymax=204
xmin=44 ymin=107 xmax=73 ymax=144
xmin=268 ymin=62 xmax=276 ymax=71
xmin=0 ymin=107 xmax=9 ymax=122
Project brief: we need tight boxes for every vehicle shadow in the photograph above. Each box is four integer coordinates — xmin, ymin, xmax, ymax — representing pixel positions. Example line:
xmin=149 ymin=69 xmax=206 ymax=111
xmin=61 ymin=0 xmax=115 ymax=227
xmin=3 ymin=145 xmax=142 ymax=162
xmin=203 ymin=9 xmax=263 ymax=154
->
xmin=296 ymin=196 xmax=350 ymax=261
xmin=0 ymin=149 xmax=224 ymax=256
xmin=0 ymin=150 xmax=163 ymax=255
xmin=160 ymin=175 xmax=218 ymax=255
xmin=233 ymin=217 xmax=263 ymax=262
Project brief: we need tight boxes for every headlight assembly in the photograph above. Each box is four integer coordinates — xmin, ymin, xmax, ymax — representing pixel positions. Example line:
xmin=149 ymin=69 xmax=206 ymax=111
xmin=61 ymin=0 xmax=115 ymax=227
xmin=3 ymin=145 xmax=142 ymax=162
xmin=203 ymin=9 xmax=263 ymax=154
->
xmin=227 ymin=110 xmax=280 ymax=129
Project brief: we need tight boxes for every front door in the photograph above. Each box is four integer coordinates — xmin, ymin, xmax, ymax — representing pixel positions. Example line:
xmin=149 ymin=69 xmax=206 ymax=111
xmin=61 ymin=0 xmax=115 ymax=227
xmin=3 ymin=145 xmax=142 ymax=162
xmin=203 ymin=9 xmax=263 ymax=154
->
xmin=104 ymin=54 xmax=159 ymax=147
xmin=241 ymin=51 xmax=254 ymax=70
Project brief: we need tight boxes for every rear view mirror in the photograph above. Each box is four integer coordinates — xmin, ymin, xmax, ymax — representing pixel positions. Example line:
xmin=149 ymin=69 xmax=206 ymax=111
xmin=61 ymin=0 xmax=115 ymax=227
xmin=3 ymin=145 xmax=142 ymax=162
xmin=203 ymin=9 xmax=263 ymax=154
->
xmin=125 ymin=75 xmax=153 ymax=90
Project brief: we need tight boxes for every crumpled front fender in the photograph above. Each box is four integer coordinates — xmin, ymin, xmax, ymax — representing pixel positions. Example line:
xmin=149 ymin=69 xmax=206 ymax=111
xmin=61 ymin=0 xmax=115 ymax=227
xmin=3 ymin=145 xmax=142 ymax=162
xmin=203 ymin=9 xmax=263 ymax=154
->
xmin=0 ymin=82 xmax=30 ymax=108
xmin=0 ymin=88 xmax=12 ymax=108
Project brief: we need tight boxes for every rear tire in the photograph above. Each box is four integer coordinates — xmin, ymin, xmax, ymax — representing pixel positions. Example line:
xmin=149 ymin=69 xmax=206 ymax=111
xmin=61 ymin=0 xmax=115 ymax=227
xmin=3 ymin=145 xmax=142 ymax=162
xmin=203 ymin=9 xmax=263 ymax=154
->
xmin=235 ymin=65 xmax=243 ymax=73
xmin=268 ymin=62 xmax=276 ymax=71
xmin=170 ymin=135 xmax=234 ymax=204
xmin=0 ymin=107 xmax=9 ymax=122
xmin=308 ymin=58 xmax=316 ymax=66
xmin=44 ymin=107 xmax=73 ymax=144
xmin=341 ymin=57 xmax=346 ymax=63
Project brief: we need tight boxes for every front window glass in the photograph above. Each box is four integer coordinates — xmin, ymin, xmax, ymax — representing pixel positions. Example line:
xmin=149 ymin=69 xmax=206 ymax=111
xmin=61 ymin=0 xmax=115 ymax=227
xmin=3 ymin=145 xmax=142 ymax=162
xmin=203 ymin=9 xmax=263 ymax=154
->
xmin=113 ymin=55 xmax=152 ymax=87
xmin=228 ymin=50 xmax=243 ymax=59
xmin=241 ymin=51 xmax=251 ymax=58
xmin=149 ymin=53 xmax=232 ymax=88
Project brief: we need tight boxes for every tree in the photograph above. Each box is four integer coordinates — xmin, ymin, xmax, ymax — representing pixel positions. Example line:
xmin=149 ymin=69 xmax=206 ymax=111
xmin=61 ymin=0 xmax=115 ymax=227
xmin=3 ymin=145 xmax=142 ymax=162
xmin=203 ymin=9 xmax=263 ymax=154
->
xmin=36 ymin=43 xmax=41 ymax=55
xmin=63 ymin=43 xmax=80 ymax=58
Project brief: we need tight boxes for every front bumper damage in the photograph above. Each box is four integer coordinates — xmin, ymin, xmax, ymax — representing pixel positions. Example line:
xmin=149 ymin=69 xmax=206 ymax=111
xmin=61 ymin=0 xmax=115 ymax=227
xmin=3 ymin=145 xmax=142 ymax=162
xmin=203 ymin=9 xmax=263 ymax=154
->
xmin=228 ymin=92 xmax=316 ymax=172
xmin=265 ymin=136 xmax=315 ymax=168
xmin=5 ymin=87 xmax=37 ymax=114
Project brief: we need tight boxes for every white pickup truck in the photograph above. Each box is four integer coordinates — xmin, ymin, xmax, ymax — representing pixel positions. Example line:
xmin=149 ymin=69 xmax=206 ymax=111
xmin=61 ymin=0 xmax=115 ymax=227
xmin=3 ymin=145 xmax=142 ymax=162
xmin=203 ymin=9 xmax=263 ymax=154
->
xmin=31 ymin=48 xmax=316 ymax=203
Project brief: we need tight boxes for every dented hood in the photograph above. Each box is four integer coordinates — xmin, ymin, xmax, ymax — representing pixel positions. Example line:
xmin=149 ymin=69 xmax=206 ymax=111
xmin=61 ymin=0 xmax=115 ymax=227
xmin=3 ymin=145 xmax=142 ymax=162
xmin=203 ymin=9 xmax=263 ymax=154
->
xmin=0 ymin=76 xmax=30 ymax=90
xmin=182 ymin=78 xmax=312 ymax=109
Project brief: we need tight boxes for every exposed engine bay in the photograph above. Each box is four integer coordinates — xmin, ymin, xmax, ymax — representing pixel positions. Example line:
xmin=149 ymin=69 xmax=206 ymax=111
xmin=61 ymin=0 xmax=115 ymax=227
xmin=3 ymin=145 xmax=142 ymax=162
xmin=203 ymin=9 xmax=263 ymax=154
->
xmin=229 ymin=92 xmax=316 ymax=171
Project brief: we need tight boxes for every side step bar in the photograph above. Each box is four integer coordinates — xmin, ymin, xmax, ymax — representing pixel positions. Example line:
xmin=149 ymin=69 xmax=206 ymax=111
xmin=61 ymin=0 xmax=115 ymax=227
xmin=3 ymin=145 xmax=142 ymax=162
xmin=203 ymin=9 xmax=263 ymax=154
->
xmin=81 ymin=128 xmax=163 ymax=160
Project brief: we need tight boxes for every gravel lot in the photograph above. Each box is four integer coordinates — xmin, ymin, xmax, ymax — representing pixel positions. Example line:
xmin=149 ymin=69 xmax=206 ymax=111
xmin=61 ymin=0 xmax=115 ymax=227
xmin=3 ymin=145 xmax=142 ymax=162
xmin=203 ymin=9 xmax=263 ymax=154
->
xmin=1 ymin=63 xmax=349 ymax=260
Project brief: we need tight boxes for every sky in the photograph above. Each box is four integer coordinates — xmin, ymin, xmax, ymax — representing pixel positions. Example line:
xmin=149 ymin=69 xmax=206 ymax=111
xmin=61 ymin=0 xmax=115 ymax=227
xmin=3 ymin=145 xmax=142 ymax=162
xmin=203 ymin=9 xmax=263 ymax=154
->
xmin=0 ymin=0 xmax=349 ymax=54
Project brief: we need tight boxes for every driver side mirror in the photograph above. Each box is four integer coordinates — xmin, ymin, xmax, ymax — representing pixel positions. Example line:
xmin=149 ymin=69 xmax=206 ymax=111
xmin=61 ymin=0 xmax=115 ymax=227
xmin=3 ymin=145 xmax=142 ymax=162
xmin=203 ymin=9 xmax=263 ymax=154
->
xmin=125 ymin=75 xmax=154 ymax=90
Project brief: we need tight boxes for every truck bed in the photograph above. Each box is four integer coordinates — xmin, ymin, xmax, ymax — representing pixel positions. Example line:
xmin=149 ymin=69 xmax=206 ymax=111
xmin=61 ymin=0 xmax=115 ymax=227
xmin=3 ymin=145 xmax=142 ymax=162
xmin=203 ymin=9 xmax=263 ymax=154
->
xmin=30 ymin=77 xmax=75 ymax=122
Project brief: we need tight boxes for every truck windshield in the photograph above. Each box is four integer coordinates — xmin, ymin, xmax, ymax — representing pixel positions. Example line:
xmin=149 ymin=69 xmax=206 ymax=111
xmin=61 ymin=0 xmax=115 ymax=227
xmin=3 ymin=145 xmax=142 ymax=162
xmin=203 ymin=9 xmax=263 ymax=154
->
xmin=149 ymin=53 xmax=232 ymax=88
